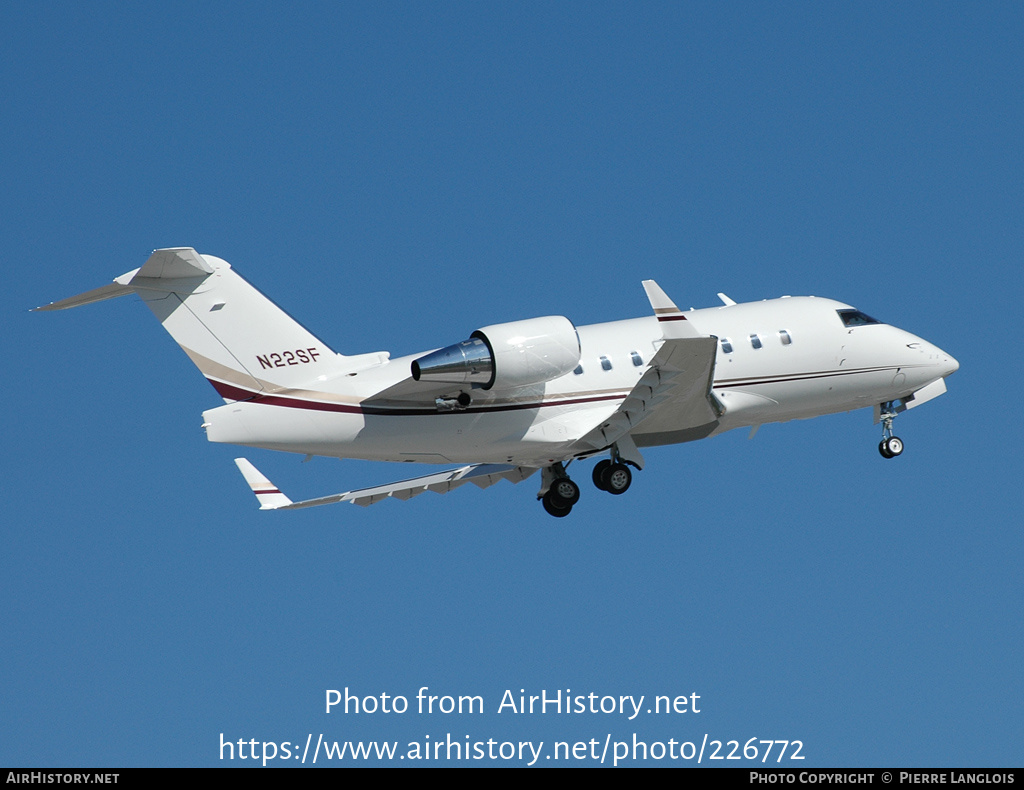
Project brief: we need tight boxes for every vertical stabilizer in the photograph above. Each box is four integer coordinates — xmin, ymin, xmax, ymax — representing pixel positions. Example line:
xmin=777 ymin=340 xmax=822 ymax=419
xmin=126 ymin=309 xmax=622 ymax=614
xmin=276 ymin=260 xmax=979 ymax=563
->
xmin=37 ymin=248 xmax=344 ymax=401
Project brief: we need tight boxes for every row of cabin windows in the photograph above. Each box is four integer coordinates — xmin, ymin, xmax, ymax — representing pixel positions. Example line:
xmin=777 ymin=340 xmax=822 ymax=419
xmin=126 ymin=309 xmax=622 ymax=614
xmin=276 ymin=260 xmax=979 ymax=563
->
xmin=573 ymin=331 xmax=795 ymax=374
xmin=720 ymin=330 xmax=792 ymax=354
xmin=573 ymin=350 xmax=646 ymax=375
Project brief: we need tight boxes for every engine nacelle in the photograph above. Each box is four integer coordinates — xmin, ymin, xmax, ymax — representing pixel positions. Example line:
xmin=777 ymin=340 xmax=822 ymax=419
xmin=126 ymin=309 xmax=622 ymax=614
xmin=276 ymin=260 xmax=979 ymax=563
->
xmin=411 ymin=316 xmax=581 ymax=390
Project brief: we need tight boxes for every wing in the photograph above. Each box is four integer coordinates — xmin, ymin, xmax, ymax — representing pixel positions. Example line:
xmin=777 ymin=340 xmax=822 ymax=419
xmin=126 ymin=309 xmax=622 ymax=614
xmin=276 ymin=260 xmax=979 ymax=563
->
xmin=234 ymin=458 xmax=536 ymax=510
xmin=573 ymin=281 xmax=720 ymax=460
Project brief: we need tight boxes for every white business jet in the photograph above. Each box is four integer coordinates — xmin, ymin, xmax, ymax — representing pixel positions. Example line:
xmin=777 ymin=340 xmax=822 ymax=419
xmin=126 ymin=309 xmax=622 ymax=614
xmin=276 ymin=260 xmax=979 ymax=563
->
xmin=37 ymin=248 xmax=958 ymax=517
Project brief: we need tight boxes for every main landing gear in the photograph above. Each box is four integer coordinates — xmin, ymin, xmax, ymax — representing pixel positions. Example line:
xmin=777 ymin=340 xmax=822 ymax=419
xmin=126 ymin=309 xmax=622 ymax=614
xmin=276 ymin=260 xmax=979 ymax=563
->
xmin=538 ymin=450 xmax=638 ymax=517
xmin=539 ymin=463 xmax=581 ymax=518
xmin=878 ymin=401 xmax=904 ymax=459
xmin=591 ymin=459 xmax=632 ymax=495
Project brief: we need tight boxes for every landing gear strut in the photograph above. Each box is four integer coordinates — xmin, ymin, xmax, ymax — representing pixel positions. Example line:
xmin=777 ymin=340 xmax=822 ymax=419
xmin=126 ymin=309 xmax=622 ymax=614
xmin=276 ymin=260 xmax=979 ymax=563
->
xmin=878 ymin=401 xmax=904 ymax=459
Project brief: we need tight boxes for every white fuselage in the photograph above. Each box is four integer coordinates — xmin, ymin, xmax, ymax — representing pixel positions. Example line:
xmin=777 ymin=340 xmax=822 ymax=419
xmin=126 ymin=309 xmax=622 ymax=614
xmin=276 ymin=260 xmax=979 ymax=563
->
xmin=201 ymin=296 xmax=958 ymax=467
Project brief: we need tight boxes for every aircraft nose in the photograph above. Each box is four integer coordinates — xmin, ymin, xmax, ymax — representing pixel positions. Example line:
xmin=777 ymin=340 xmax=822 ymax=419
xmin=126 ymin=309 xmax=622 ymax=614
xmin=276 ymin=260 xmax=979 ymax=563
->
xmin=924 ymin=341 xmax=958 ymax=378
xmin=901 ymin=332 xmax=959 ymax=379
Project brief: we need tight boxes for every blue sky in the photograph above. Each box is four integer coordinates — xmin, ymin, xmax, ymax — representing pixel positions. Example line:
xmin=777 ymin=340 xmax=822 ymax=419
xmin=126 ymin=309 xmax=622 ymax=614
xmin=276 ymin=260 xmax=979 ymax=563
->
xmin=2 ymin=2 xmax=1021 ymax=767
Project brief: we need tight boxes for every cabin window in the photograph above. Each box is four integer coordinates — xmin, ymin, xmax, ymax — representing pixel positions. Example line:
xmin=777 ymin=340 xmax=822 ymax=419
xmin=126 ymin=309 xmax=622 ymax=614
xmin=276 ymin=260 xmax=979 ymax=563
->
xmin=573 ymin=365 xmax=583 ymax=375
xmin=779 ymin=330 xmax=792 ymax=345
xmin=837 ymin=309 xmax=882 ymax=327
xmin=631 ymin=351 xmax=643 ymax=367
xmin=750 ymin=334 xmax=762 ymax=349
xmin=720 ymin=338 xmax=733 ymax=354
xmin=600 ymin=356 xmax=612 ymax=371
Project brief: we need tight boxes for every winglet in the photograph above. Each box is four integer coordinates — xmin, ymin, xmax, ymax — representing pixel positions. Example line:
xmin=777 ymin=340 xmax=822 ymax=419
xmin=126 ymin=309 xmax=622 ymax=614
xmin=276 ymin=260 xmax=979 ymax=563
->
xmin=234 ymin=458 xmax=293 ymax=510
xmin=642 ymin=280 xmax=701 ymax=339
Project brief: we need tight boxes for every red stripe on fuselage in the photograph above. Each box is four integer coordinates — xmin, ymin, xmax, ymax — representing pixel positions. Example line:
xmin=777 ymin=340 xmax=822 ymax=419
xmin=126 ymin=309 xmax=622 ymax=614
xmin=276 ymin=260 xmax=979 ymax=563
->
xmin=713 ymin=365 xmax=900 ymax=389
xmin=207 ymin=378 xmax=625 ymax=416
xmin=208 ymin=364 xmax=907 ymax=418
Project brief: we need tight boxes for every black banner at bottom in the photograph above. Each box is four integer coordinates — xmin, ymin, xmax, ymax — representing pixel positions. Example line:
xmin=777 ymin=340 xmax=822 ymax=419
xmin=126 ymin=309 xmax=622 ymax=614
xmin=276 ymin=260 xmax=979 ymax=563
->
xmin=3 ymin=768 xmax=1022 ymax=779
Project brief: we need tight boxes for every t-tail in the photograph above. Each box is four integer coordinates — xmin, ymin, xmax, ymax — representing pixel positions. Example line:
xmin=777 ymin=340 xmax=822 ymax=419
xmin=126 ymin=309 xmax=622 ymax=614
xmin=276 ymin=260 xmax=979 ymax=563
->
xmin=34 ymin=247 xmax=346 ymax=401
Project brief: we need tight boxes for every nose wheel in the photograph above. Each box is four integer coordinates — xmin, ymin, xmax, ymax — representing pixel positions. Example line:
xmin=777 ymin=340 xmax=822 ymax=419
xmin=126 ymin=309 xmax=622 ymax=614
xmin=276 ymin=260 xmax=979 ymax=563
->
xmin=878 ymin=402 xmax=904 ymax=459
xmin=879 ymin=436 xmax=904 ymax=458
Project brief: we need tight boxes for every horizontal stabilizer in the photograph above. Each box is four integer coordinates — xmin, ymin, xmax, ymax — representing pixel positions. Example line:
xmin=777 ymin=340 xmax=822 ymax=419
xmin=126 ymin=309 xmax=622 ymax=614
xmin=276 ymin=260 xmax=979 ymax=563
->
xmin=34 ymin=248 xmax=211 ymax=311
xmin=234 ymin=459 xmax=536 ymax=511
xmin=33 ymin=275 xmax=137 ymax=312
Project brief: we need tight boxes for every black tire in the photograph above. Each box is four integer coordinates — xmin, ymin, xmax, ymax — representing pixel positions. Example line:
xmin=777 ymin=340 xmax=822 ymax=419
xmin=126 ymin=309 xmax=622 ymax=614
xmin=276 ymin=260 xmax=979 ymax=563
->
xmin=885 ymin=436 xmax=904 ymax=457
xmin=550 ymin=477 xmax=581 ymax=506
xmin=592 ymin=460 xmax=611 ymax=491
xmin=542 ymin=490 xmax=573 ymax=517
xmin=879 ymin=439 xmax=893 ymax=459
xmin=603 ymin=462 xmax=632 ymax=495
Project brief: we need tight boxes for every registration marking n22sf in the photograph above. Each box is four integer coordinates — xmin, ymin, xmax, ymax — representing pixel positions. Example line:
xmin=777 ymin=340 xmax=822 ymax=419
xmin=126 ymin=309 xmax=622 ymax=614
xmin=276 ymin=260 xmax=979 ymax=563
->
xmin=257 ymin=348 xmax=321 ymax=369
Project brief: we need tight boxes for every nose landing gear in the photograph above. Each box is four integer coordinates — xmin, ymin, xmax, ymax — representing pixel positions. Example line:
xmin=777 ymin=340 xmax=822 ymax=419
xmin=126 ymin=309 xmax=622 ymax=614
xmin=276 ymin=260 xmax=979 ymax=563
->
xmin=878 ymin=402 xmax=904 ymax=459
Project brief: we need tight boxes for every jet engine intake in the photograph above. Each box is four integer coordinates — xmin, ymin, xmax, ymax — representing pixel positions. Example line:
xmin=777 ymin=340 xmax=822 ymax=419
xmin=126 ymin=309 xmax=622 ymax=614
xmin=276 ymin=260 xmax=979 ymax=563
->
xmin=411 ymin=316 xmax=581 ymax=390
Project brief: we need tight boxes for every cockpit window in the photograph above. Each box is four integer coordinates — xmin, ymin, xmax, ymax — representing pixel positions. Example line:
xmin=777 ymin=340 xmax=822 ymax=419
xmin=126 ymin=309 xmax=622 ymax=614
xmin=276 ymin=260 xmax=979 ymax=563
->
xmin=837 ymin=309 xmax=883 ymax=327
